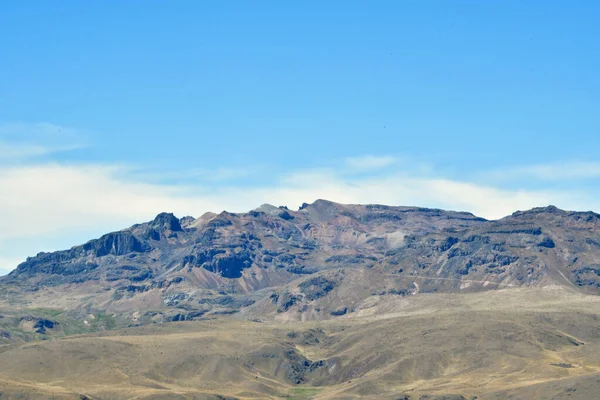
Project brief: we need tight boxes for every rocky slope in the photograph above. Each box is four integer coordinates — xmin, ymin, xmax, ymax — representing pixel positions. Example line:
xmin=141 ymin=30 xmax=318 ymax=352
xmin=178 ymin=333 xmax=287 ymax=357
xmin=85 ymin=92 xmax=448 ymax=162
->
xmin=2 ymin=200 xmax=600 ymax=328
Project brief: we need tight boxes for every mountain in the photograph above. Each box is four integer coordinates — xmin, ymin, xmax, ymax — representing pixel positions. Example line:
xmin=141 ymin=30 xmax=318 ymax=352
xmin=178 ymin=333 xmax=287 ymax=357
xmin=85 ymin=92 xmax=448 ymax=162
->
xmin=1 ymin=200 xmax=600 ymax=328
xmin=3 ymin=200 xmax=600 ymax=399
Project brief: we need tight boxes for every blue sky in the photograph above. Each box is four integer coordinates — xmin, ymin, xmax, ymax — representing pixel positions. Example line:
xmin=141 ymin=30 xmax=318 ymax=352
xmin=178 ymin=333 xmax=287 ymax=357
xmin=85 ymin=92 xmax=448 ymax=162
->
xmin=0 ymin=1 xmax=599 ymax=274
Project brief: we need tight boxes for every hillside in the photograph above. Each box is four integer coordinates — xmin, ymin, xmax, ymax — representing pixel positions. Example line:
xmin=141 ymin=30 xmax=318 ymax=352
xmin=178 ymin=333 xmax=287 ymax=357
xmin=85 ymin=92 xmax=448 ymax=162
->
xmin=1 ymin=287 xmax=600 ymax=399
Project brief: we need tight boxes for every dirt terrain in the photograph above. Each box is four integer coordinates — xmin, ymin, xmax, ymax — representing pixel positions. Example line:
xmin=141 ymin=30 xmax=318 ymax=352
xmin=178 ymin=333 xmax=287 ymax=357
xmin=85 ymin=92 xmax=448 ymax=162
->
xmin=1 ymin=286 xmax=600 ymax=399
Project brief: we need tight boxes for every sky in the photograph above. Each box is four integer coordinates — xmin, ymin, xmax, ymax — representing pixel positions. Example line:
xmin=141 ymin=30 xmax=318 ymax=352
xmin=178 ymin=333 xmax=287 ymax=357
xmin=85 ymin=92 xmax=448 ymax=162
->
xmin=0 ymin=1 xmax=599 ymax=275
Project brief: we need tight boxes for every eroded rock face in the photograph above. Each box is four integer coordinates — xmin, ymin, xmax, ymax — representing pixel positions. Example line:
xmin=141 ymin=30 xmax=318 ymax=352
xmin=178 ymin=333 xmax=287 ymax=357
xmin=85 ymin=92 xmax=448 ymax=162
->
xmin=85 ymin=232 xmax=151 ymax=257
xmin=11 ymin=254 xmax=99 ymax=279
xmin=10 ymin=231 xmax=150 ymax=280
xmin=150 ymin=212 xmax=183 ymax=233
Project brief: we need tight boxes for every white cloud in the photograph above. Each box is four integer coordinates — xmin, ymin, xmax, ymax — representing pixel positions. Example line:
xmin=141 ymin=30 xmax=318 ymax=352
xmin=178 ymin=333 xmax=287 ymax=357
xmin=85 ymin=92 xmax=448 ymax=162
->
xmin=128 ymin=165 xmax=262 ymax=184
xmin=0 ymin=164 xmax=214 ymax=240
xmin=483 ymin=161 xmax=600 ymax=182
xmin=0 ymin=143 xmax=64 ymax=160
xmin=345 ymin=155 xmax=397 ymax=171
xmin=0 ymin=161 xmax=585 ymax=244
xmin=0 ymin=126 xmax=599 ymax=275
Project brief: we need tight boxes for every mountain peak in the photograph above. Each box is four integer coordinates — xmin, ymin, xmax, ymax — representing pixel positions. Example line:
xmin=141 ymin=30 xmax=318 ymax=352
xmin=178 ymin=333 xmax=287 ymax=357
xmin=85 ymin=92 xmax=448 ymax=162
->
xmin=150 ymin=212 xmax=183 ymax=232
xmin=511 ymin=205 xmax=566 ymax=218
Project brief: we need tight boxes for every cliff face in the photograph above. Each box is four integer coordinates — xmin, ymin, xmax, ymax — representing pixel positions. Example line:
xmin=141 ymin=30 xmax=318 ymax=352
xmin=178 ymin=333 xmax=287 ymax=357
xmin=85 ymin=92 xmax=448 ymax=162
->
xmin=4 ymin=200 xmax=600 ymax=323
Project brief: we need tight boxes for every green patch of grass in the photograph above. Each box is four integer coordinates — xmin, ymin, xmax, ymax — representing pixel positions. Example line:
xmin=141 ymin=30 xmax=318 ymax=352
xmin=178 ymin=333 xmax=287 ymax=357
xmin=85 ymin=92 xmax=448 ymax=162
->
xmin=60 ymin=323 xmax=89 ymax=337
xmin=89 ymin=313 xmax=117 ymax=330
xmin=26 ymin=308 xmax=64 ymax=318
xmin=288 ymin=387 xmax=321 ymax=399
xmin=0 ymin=308 xmax=98 ymax=342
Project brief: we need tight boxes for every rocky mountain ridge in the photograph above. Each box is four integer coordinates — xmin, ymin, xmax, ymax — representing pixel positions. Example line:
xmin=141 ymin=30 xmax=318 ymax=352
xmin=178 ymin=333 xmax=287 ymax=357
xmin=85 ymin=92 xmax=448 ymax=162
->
xmin=2 ymin=200 xmax=600 ymax=329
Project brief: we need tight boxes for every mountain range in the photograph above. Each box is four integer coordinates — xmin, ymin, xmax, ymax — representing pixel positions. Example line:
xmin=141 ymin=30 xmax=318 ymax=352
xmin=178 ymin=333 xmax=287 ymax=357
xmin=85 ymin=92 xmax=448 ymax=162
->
xmin=2 ymin=200 xmax=600 ymax=399
xmin=4 ymin=200 xmax=600 ymax=321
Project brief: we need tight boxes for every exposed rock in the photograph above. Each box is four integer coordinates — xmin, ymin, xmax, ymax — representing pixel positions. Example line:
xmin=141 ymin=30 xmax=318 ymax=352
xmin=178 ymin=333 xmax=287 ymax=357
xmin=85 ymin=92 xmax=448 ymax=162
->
xmin=272 ymin=292 xmax=302 ymax=313
xmin=207 ymin=215 xmax=233 ymax=228
xmin=202 ymin=252 xmax=252 ymax=278
xmin=32 ymin=319 xmax=58 ymax=334
xmin=186 ymin=310 xmax=208 ymax=319
xmin=286 ymin=328 xmax=326 ymax=345
xmin=171 ymin=313 xmax=186 ymax=322
xmin=169 ymin=276 xmax=184 ymax=284
xmin=129 ymin=268 xmax=153 ymax=282
xmin=388 ymin=287 xmax=414 ymax=296
xmin=150 ymin=212 xmax=183 ymax=233
xmin=330 ymin=307 xmax=348 ymax=316
xmin=168 ymin=309 xmax=210 ymax=322
xmin=85 ymin=232 xmax=151 ymax=257
xmin=279 ymin=210 xmax=295 ymax=220
xmin=105 ymin=265 xmax=149 ymax=282
xmin=299 ymin=277 xmax=336 ymax=300
xmin=212 ymin=309 xmax=239 ymax=315
xmin=33 ymin=319 xmax=56 ymax=329
xmin=164 ymin=292 xmax=189 ymax=307
xmin=286 ymin=266 xmax=318 ymax=275
xmin=552 ymin=363 xmax=575 ymax=368
xmin=573 ymin=267 xmax=600 ymax=287
xmin=488 ymin=227 xmax=542 ymax=235
xmin=538 ymin=237 xmax=556 ymax=248
xmin=438 ymin=237 xmax=459 ymax=251
xmin=325 ymin=254 xmax=377 ymax=264
xmin=198 ymin=296 xmax=255 ymax=308
xmin=281 ymin=348 xmax=326 ymax=384
xmin=11 ymin=252 xmax=99 ymax=278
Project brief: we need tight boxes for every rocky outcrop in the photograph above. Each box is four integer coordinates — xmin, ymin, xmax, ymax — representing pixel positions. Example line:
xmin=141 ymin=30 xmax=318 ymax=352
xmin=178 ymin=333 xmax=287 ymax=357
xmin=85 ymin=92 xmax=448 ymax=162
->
xmin=85 ymin=231 xmax=151 ymax=257
xmin=281 ymin=348 xmax=327 ymax=384
xmin=150 ymin=212 xmax=183 ymax=232
xmin=18 ymin=317 xmax=59 ymax=334
xmin=202 ymin=252 xmax=253 ymax=278
xmin=33 ymin=319 xmax=57 ymax=334
xmin=198 ymin=296 xmax=255 ymax=308
xmin=271 ymin=292 xmax=302 ymax=313
xmin=299 ymin=277 xmax=336 ymax=300
xmin=9 ymin=231 xmax=150 ymax=281
xmin=329 ymin=307 xmax=348 ymax=316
